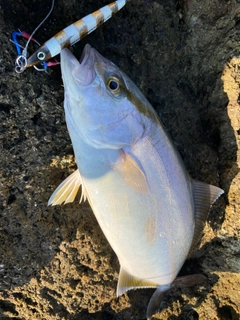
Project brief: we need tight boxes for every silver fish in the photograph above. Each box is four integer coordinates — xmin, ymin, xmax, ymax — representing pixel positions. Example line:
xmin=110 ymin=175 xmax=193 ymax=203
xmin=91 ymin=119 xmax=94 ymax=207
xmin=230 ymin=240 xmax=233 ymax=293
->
xmin=48 ymin=44 xmax=223 ymax=319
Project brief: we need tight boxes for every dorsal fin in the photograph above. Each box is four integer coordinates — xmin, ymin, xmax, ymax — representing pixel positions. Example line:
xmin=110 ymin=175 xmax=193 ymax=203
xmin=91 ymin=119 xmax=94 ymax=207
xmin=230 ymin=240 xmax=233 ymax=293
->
xmin=117 ymin=266 xmax=157 ymax=297
xmin=48 ymin=169 xmax=87 ymax=206
xmin=188 ymin=179 xmax=224 ymax=255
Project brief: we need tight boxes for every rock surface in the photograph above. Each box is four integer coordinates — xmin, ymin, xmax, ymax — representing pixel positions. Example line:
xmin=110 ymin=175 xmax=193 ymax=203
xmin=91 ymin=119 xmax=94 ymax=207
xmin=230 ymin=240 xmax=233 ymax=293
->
xmin=0 ymin=0 xmax=239 ymax=319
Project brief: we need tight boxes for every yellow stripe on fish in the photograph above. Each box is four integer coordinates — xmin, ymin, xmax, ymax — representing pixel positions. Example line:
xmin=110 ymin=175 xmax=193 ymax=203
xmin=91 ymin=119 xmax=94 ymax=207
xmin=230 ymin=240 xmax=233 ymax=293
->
xmin=26 ymin=0 xmax=127 ymax=68
xmin=49 ymin=44 xmax=224 ymax=319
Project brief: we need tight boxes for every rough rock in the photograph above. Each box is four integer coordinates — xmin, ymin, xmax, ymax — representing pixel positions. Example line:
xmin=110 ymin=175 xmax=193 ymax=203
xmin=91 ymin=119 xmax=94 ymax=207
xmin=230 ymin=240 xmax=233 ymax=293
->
xmin=0 ymin=0 xmax=239 ymax=319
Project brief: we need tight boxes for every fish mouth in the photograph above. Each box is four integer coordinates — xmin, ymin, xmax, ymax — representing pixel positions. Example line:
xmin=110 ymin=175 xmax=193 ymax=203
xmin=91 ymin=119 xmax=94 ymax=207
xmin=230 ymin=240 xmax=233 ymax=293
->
xmin=79 ymin=43 xmax=93 ymax=65
xmin=74 ymin=44 xmax=96 ymax=86
xmin=60 ymin=44 xmax=96 ymax=86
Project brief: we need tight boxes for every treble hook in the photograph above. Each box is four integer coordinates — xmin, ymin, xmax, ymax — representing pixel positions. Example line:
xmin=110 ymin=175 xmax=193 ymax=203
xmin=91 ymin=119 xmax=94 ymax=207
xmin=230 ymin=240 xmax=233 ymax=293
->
xmin=12 ymin=0 xmax=55 ymax=73
xmin=11 ymin=30 xmax=59 ymax=73
xmin=11 ymin=30 xmax=47 ymax=73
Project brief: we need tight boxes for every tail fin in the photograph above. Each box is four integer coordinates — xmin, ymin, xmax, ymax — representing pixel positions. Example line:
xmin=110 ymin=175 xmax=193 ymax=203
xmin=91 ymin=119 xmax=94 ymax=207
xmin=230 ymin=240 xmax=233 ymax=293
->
xmin=146 ymin=274 xmax=206 ymax=320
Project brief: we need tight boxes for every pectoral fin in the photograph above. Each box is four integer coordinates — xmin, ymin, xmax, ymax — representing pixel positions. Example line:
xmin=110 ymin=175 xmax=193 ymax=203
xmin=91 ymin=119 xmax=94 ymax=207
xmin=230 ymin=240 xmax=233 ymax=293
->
xmin=48 ymin=169 xmax=87 ymax=205
xmin=114 ymin=150 xmax=150 ymax=194
xmin=189 ymin=180 xmax=224 ymax=255
xmin=117 ymin=267 xmax=157 ymax=297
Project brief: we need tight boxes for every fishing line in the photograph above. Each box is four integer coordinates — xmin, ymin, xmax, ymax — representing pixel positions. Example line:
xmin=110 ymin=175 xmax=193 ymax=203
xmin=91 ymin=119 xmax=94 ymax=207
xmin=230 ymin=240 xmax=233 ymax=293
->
xmin=15 ymin=0 xmax=55 ymax=73
xmin=13 ymin=0 xmax=128 ymax=73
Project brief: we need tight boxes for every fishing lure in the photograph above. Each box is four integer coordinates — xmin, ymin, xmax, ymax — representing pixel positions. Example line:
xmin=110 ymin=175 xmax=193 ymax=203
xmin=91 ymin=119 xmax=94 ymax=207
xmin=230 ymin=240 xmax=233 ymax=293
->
xmin=12 ymin=30 xmax=59 ymax=72
xmin=15 ymin=0 xmax=127 ymax=73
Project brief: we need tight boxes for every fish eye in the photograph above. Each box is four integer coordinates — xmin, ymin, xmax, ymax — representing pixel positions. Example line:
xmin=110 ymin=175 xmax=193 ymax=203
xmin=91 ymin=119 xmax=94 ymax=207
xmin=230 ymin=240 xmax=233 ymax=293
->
xmin=107 ymin=77 xmax=120 ymax=92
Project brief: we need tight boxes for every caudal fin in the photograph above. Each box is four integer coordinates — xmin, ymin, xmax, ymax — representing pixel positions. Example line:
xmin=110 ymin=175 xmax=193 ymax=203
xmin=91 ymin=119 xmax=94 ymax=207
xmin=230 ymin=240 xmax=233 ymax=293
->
xmin=146 ymin=274 xmax=206 ymax=320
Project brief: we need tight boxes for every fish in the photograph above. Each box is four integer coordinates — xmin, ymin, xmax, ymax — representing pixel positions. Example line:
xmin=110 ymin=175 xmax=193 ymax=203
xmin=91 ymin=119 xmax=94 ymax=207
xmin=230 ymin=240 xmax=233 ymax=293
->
xmin=48 ymin=44 xmax=224 ymax=319
xmin=25 ymin=0 xmax=127 ymax=68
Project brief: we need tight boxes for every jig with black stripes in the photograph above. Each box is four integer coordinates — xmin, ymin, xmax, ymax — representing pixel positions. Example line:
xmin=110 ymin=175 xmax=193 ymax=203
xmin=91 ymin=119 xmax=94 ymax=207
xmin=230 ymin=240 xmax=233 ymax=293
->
xmin=15 ymin=0 xmax=127 ymax=73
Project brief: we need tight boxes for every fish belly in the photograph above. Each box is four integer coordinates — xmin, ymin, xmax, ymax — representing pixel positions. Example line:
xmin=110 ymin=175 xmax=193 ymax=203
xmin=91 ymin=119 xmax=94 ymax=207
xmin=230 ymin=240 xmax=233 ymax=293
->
xmin=73 ymin=128 xmax=195 ymax=286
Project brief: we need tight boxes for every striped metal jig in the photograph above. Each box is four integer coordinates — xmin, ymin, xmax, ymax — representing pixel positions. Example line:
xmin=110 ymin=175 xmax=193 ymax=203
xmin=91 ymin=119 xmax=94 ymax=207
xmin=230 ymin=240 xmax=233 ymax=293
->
xmin=25 ymin=0 xmax=127 ymax=69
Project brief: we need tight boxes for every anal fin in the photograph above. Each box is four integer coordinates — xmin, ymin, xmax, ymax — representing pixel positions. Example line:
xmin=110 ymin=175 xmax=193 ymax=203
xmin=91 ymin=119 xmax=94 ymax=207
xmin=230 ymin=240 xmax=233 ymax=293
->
xmin=117 ymin=266 xmax=157 ymax=297
xmin=48 ymin=169 xmax=87 ymax=206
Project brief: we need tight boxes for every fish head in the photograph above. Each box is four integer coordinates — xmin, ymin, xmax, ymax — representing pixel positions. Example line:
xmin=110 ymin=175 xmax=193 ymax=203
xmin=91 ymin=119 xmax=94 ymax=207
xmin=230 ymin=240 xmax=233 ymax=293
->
xmin=60 ymin=44 xmax=154 ymax=149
